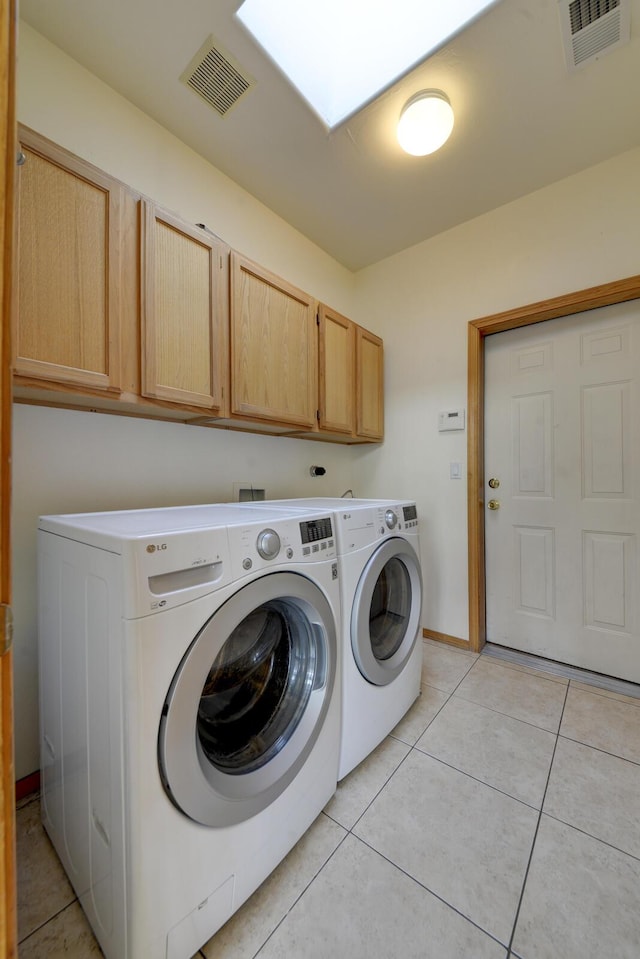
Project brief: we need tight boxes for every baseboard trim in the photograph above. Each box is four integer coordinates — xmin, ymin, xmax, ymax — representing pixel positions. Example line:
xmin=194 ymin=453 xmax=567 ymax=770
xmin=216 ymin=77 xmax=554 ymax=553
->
xmin=16 ymin=770 xmax=40 ymax=803
xmin=423 ymin=628 xmax=471 ymax=651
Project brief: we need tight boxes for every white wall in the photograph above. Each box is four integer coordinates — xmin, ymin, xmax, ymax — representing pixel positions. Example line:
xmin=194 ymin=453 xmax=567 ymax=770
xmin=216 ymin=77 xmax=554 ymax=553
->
xmin=353 ymin=147 xmax=640 ymax=642
xmin=13 ymin=24 xmax=359 ymax=778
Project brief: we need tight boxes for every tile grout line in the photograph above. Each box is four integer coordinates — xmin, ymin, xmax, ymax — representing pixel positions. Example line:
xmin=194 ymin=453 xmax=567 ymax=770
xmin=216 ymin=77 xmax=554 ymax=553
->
xmin=350 ymin=830 xmax=509 ymax=953
xmin=338 ymin=658 xmax=474 ymax=835
xmin=411 ymin=747 xmax=545 ymax=814
xmin=17 ymin=897 xmax=81 ymax=947
xmin=452 ymin=689 xmax=565 ymax=735
xmin=329 ymin=657 xmax=518 ymax=951
xmin=505 ymin=679 xmax=571 ymax=956
xmin=296 ymin=661 xmax=480 ymax=948
xmin=556 ymin=731 xmax=640 ymax=768
xmin=539 ymin=808 xmax=640 ymax=866
xmin=250 ymin=826 xmax=353 ymax=958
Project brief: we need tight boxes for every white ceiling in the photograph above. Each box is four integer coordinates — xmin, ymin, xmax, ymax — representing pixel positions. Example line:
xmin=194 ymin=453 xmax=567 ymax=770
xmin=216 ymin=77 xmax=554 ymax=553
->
xmin=19 ymin=0 xmax=640 ymax=271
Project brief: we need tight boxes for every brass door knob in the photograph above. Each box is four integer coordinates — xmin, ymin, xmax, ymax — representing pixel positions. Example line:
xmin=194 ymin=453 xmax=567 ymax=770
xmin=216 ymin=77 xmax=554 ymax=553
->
xmin=488 ymin=499 xmax=500 ymax=511
xmin=488 ymin=478 xmax=500 ymax=489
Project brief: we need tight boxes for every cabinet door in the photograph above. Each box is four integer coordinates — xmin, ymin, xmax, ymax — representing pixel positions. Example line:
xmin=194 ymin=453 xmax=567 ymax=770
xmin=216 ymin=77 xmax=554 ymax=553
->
xmin=13 ymin=127 xmax=122 ymax=391
xmin=230 ymin=253 xmax=317 ymax=428
xmin=141 ymin=202 xmax=227 ymax=412
xmin=318 ymin=304 xmax=355 ymax=435
xmin=356 ymin=326 xmax=384 ymax=440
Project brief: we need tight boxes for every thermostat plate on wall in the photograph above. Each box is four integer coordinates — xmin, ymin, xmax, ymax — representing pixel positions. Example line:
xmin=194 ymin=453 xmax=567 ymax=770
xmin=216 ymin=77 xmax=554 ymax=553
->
xmin=438 ymin=409 xmax=465 ymax=432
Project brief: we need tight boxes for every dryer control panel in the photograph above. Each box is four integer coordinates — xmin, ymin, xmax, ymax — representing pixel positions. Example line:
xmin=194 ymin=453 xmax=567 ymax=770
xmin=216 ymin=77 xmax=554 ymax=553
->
xmin=374 ymin=503 xmax=419 ymax=537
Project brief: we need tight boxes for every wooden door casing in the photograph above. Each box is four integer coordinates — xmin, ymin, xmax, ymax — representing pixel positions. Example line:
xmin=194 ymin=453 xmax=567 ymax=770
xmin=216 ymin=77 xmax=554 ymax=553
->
xmin=1 ymin=0 xmax=17 ymax=954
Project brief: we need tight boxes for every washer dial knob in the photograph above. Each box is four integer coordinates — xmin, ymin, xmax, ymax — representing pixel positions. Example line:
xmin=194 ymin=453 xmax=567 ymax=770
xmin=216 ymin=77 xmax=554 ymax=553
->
xmin=256 ymin=528 xmax=281 ymax=560
xmin=384 ymin=509 xmax=398 ymax=530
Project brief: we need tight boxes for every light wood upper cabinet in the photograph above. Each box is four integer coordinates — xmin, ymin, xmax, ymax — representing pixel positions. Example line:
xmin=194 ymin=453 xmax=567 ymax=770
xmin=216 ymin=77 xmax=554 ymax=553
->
xmin=356 ymin=325 xmax=384 ymax=440
xmin=318 ymin=304 xmax=355 ymax=435
xmin=140 ymin=202 xmax=228 ymax=413
xmin=12 ymin=127 xmax=384 ymax=443
xmin=230 ymin=252 xmax=317 ymax=429
xmin=316 ymin=305 xmax=384 ymax=442
xmin=13 ymin=127 xmax=123 ymax=391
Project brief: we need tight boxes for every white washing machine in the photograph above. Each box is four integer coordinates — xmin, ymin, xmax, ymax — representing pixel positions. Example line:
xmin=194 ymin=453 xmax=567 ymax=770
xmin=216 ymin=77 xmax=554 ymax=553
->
xmin=37 ymin=503 xmax=341 ymax=959
xmin=232 ymin=498 xmax=423 ymax=779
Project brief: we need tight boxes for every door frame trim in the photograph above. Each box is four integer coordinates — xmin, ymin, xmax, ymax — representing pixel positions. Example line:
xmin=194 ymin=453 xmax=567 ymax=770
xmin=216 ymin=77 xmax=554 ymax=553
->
xmin=467 ymin=273 xmax=640 ymax=653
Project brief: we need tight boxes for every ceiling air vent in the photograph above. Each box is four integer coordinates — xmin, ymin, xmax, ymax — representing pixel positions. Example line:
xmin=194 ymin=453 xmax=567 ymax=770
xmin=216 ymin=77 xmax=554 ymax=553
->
xmin=180 ymin=36 xmax=255 ymax=116
xmin=559 ymin=0 xmax=631 ymax=71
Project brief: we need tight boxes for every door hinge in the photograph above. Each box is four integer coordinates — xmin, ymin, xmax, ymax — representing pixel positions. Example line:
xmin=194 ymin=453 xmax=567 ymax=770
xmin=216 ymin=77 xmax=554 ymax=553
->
xmin=316 ymin=312 xmax=320 ymax=326
xmin=316 ymin=409 xmax=320 ymax=421
xmin=16 ymin=150 xmax=25 ymax=167
xmin=1 ymin=604 xmax=13 ymax=654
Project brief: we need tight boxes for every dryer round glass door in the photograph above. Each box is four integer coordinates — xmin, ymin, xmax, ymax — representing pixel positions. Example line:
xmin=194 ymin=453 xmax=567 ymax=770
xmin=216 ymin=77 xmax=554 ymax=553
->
xmin=158 ymin=572 xmax=337 ymax=827
xmin=351 ymin=538 xmax=422 ymax=686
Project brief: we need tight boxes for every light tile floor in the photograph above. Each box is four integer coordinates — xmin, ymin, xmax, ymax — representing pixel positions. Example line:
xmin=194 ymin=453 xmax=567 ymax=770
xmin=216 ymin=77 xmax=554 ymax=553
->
xmin=16 ymin=640 xmax=640 ymax=958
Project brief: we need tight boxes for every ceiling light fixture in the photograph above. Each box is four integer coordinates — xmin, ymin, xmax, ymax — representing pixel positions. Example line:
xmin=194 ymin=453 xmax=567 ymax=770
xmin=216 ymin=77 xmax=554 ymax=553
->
xmin=397 ymin=91 xmax=454 ymax=156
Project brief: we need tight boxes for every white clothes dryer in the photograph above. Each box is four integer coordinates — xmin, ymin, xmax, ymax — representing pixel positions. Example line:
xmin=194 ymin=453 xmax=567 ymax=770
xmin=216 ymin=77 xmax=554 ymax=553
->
xmin=37 ymin=503 xmax=341 ymax=959
xmin=232 ymin=498 xmax=423 ymax=779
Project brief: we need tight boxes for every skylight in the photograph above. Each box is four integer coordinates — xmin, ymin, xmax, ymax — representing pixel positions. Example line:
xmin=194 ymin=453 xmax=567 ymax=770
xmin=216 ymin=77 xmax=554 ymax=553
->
xmin=236 ymin=0 xmax=502 ymax=128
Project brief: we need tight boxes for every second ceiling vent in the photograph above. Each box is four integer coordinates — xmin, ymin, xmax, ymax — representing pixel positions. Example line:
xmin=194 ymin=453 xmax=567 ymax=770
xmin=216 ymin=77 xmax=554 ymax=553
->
xmin=181 ymin=36 xmax=255 ymax=116
xmin=559 ymin=0 xmax=631 ymax=71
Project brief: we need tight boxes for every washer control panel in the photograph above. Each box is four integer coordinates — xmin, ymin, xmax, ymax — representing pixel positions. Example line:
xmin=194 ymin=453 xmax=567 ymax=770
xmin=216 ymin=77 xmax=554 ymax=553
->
xmin=229 ymin=514 xmax=336 ymax=573
xmin=299 ymin=516 xmax=334 ymax=557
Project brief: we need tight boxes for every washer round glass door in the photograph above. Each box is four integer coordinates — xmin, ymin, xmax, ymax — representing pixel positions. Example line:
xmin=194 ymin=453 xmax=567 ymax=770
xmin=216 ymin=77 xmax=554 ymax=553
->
xmin=351 ymin=537 xmax=422 ymax=686
xmin=158 ymin=571 xmax=336 ymax=827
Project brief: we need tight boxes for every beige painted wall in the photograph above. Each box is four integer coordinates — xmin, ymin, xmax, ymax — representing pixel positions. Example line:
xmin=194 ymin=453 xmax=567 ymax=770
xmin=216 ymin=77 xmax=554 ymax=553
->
xmin=13 ymin=24 xmax=359 ymax=779
xmin=13 ymin=21 xmax=640 ymax=777
xmin=353 ymin=147 xmax=640 ymax=642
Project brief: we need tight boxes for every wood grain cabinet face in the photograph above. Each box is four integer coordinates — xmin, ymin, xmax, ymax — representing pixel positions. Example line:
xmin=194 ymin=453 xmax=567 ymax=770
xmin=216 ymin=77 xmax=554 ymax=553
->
xmin=318 ymin=304 xmax=355 ymax=435
xmin=140 ymin=202 xmax=228 ymax=412
xmin=356 ymin=326 xmax=384 ymax=440
xmin=13 ymin=128 xmax=122 ymax=391
xmin=230 ymin=252 xmax=317 ymax=429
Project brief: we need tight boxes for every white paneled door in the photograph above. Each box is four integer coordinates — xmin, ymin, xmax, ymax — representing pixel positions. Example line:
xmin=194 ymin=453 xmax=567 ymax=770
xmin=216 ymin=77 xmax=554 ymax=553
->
xmin=484 ymin=301 xmax=640 ymax=682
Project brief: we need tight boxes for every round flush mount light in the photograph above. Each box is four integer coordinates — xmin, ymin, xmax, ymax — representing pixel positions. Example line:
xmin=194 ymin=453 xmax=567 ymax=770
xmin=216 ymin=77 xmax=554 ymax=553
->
xmin=397 ymin=90 xmax=454 ymax=156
